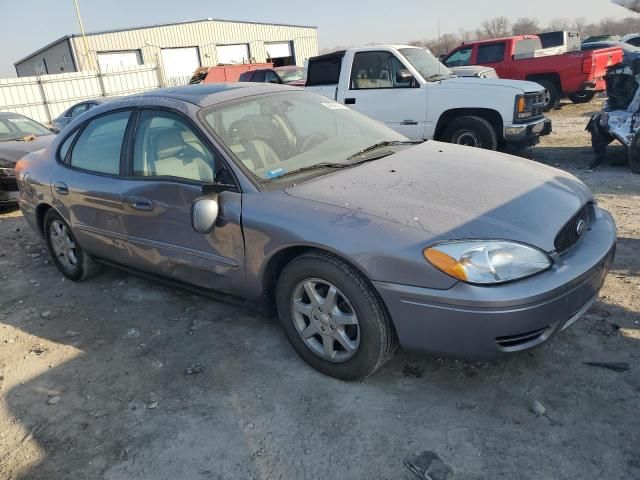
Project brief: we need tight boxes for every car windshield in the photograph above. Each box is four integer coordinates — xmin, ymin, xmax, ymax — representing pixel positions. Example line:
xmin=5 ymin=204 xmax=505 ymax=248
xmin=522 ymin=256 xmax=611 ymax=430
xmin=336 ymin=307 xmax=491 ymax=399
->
xmin=276 ymin=67 xmax=307 ymax=83
xmin=398 ymin=47 xmax=453 ymax=81
xmin=202 ymin=91 xmax=408 ymax=182
xmin=0 ymin=115 xmax=51 ymax=141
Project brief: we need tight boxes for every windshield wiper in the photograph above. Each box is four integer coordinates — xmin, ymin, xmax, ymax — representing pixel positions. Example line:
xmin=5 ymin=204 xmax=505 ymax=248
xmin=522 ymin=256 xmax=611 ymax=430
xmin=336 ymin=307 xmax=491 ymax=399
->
xmin=347 ymin=140 xmax=422 ymax=161
xmin=260 ymin=162 xmax=349 ymax=182
xmin=424 ymin=73 xmax=454 ymax=82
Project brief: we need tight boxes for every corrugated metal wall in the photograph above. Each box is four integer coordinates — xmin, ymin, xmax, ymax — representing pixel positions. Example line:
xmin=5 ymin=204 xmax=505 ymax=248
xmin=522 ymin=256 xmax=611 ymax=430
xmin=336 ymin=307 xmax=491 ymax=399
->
xmin=15 ymin=40 xmax=75 ymax=77
xmin=0 ymin=65 xmax=161 ymax=124
xmin=70 ymin=19 xmax=318 ymax=72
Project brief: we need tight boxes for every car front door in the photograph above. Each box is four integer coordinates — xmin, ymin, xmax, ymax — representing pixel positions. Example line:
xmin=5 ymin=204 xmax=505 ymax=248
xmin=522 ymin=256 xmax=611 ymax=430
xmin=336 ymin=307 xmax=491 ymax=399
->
xmin=475 ymin=42 xmax=508 ymax=78
xmin=337 ymin=50 xmax=427 ymax=139
xmin=52 ymin=109 xmax=134 ymax=263
xmin=117 ymin=109 xmax=245 ymax=294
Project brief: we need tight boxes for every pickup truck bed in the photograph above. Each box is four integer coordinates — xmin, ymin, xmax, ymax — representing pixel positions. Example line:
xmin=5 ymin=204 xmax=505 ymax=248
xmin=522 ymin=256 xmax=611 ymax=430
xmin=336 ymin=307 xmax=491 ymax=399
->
xmin=443 ymin=35 xmax=623 ymax=109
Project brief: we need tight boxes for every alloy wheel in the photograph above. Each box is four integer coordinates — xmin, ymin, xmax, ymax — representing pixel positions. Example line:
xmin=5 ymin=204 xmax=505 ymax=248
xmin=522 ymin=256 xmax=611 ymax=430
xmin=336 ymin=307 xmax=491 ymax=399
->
xmin=454 ymin=130 xmax=482 ymax=147
xmin=290 ymin=278 xmax=360 ymax=362
xmin=49 ymin=220 xmax=78 ymax=272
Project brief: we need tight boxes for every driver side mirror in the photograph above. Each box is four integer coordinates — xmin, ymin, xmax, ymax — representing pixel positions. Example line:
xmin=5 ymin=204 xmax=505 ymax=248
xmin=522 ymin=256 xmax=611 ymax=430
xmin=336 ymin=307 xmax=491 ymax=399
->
xmin=192 ymin=196 xmax=219 ymax=234
xmin=396 ymin=69 xmax=413 ymax=83
xmin=49 ymin=126 xmax=60 ymax=134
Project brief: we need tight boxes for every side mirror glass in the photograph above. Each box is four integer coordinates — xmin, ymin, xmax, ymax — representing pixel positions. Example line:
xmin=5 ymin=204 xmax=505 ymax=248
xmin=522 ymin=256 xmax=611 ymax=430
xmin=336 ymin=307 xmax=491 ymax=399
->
xmin=192 ymin=197 xmax=219 ymax=234
xmin=396 ymin=69 xmax=414 ymax=84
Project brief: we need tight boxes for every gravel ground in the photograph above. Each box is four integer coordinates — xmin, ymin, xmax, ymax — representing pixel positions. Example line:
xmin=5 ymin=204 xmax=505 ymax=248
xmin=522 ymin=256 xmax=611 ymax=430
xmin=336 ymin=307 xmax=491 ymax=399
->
xmin=0 ymin=100 xmax=638 ymax=480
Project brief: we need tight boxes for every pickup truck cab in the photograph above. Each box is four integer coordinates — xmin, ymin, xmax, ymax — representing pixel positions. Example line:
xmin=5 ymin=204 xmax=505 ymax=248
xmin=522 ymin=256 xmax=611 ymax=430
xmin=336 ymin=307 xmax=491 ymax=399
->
xmin=305 ymin=45 xmax=551 ymax=150
xmin=443 ymin=35 xmax=623 ymax=110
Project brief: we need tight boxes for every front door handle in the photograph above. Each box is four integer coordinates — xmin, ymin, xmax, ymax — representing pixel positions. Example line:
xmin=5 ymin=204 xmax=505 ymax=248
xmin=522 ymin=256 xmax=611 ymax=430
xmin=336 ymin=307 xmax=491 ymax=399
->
xmin=53 ymin=181 xmax=68 ymax=195
xmin=127 ymin=195 xmax=154 ymax=211
xmin=344 ymin=98 xmax=356 ymax=105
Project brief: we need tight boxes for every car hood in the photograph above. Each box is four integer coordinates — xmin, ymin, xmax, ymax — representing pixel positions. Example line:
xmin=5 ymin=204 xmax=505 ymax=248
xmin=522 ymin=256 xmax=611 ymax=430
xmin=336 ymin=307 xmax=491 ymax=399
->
xmin=0 ymin=135 xmax=56 ymax=166
xmin=443 ymin=76 xmax=544 ymax=93
xmin=285 ymin=141 xmax=593 ymax=252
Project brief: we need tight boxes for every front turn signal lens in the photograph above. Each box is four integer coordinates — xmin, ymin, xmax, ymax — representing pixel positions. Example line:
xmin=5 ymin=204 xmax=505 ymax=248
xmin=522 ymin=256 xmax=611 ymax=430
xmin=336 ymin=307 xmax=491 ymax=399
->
xmin=423 ymin=248 xmax=468 ymax=281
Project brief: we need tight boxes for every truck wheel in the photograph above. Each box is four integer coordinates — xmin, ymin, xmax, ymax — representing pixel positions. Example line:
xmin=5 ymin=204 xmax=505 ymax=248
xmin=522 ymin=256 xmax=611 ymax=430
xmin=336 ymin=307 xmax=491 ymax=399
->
xmin=587 ymin=114 xmax=614 ymax=168
xmin=569 ymin=92 xmax=596 ymax=104
xmin=629 ymin=131 xmax=640 ymax=174
xmin=443 ymin=116 xmax=498 ymax=150
xmin=537 ymin=80 xmax=560 ymax=111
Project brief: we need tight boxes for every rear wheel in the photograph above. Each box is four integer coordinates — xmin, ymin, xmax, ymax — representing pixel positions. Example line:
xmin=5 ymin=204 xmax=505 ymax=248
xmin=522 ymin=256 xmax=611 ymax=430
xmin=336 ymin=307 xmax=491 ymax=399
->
xmin=275 ymin=252 xmax=397 ymax=381
xmin=537 ymin=79 xmax=560 ymax=111
xmin=569 ymin=91 xmax=596 ymax=104
xmin=44 ymin=210 xmax=101 ymax=281
xmin=443 ymin=116 xmax=498 ymax=150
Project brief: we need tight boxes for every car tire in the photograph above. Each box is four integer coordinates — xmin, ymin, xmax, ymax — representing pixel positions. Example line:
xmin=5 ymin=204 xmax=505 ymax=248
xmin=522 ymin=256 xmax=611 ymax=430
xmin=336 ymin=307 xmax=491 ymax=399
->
xmin=538 ymin=79 xmax=560 ymax=111
xmin=588 ymin=114 xmax=614 ymax=168
xmin=443 ymin=116 xmax=498 ymax=150
xmin=44 ymin=209 xmax=101 ymax=281
xmin=275 ymin=252 xmax=397 ymax=381
xmin=568 ymin=92 xmax=596 ymax=104
xmin=628 ymin=131 xmax=640 ymax=174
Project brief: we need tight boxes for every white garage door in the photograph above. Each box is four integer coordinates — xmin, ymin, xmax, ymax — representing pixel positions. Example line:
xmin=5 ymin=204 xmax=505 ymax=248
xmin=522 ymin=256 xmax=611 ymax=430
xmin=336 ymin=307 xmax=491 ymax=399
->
xmin=97 ymin=51 xmax=142 ymax=71
xmin=216 ymin=44 xmax=250 ymax=65
xmin=161 ymin=47 xmax=200 ymax=79
xmin=265 ymin=42 xmax=292 ymax=59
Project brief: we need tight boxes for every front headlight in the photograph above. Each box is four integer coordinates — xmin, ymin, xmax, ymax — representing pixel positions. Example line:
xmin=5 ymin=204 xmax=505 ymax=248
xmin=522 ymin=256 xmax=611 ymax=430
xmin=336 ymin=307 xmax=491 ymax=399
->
xmin=423 ymin=240 xmax=551 ymax=285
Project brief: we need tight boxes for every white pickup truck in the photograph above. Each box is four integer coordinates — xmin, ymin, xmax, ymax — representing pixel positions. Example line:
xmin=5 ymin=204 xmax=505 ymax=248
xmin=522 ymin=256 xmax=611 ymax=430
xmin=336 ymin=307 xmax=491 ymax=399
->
xmin=305 ymin=45 xmax=552 ymax=149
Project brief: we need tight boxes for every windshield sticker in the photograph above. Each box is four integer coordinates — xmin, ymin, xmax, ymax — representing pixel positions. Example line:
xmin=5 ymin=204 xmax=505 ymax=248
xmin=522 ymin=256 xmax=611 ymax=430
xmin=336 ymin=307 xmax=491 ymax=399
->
xmin=322 ymin=102 xmax=349 ymax=110
xmin=265 ymin=167 xmax=287 ymax=179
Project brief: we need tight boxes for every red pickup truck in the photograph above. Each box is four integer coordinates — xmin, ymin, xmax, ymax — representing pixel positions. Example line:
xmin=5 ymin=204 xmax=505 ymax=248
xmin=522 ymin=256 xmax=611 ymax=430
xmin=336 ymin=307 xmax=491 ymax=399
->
xmin=442 ymin=35 xmax=623 ymax=110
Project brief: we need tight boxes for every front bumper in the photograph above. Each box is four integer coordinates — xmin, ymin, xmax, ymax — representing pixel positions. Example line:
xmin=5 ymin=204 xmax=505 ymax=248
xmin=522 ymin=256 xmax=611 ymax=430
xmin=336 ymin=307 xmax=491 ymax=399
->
xmin=0 ymin=170 xmax=18 ymax=205
xmin=504 ymin=117 xmax=552 ymax=145
xmin=374 ymin=207 xmax=617 ymax=359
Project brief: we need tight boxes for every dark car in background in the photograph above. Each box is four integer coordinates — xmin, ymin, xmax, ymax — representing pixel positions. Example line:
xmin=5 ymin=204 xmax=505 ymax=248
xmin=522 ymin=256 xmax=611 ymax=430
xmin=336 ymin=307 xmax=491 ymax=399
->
xmin=239 ymin=66 xmax=307 ymax=86
xmin=52 ymin=99 xmax=106 ymax=132
xmin=0 ymin=112 xmax=56 ymax=206
xmin=16 ymin=84 xmax=616 ymax=380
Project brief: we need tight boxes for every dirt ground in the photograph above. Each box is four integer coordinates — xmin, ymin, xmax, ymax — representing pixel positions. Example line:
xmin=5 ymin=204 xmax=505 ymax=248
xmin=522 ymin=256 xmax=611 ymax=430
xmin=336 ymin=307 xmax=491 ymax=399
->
xmin=0 ymin=100 xmax=638 ymax=480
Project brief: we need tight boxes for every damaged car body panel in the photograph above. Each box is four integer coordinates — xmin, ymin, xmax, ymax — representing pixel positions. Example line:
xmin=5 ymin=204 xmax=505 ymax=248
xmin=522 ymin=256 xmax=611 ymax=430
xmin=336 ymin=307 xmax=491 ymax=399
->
xmin=587 ymin=62 xmax=640 ymax=172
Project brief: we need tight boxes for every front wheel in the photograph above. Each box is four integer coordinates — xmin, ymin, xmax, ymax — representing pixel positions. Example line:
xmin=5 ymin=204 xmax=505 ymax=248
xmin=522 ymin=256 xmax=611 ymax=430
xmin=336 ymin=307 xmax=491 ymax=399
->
xmin=44 ymin=209 xmax=101 ymax=281
xmin=537 ymin=79 xmax=560 ymax=111
xmin=276 ymin=252 xmax=397 ymax=381
xmin=568 ymin=92 xmax=596 ymax=104
xmin=443 ymin=116 xmax=498 ymax=150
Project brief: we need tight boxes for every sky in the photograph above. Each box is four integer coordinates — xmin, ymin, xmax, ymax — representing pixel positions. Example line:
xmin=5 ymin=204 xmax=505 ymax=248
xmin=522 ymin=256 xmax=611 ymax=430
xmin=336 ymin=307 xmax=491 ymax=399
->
xmin=0 ymin=0 xmax=633 ymax=76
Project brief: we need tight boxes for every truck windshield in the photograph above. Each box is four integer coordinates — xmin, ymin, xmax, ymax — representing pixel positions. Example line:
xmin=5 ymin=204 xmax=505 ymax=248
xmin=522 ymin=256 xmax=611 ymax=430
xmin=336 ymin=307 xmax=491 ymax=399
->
xmin=399 ymin=48 xmax=454 ymax=81
xmin=202 ymin=91 xmax=408 ymax=183
xmin=0 ymin=115 xmax=51 ymax=142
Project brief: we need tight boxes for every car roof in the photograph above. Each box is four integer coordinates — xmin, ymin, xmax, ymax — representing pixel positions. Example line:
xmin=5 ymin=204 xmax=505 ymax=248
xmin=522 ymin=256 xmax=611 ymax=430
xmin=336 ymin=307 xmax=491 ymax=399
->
xmin=135 ymin=82 xmax=296 ymax=107
xmin=0 ymin=111 xmax=29 ymax=119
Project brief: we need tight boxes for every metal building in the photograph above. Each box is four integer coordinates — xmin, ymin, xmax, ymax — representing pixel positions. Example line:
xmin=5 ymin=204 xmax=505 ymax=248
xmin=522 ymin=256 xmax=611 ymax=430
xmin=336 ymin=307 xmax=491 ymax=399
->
xmin=13 ymin=18 xmax=318 ymax=83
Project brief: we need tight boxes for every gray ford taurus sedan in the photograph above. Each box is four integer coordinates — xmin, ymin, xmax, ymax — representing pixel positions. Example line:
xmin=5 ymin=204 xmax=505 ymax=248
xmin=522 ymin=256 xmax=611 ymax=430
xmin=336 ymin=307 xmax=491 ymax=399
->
xmin=16 ymin=83 xmax=616 ymax=380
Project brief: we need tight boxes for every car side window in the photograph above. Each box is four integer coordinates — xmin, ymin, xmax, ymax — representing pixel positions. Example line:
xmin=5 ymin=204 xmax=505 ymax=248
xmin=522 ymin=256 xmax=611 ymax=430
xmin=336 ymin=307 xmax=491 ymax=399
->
xmin=71 ymin=104 xmax=89 ymax=118
xmin=59 ymin=130 xmax=80 ymax=162
xmin=252 ymin=71 xmax=266 ymax=82
xmin=69 ymin=111 xmax=130 ymax=174
xmin=133 ymin=110 xmax=216 ymax=183
xmin=265 ymin=71 xmax=280 ymax=83
xmin=350 ymin=51 xmax=412 ymax=89
xmin=445 ymin=47 xmax=472 ymax=67
xmin=477 ymin=43 xmax=506 ymax=64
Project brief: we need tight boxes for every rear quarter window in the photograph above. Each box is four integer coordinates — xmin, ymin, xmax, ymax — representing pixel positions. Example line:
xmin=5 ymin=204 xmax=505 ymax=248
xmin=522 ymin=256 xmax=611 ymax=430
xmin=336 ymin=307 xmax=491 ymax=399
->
xmin=307 ymin=54 xmax=344 ymax=86
xmin=477 ymin=43 xmax=506 ymax=63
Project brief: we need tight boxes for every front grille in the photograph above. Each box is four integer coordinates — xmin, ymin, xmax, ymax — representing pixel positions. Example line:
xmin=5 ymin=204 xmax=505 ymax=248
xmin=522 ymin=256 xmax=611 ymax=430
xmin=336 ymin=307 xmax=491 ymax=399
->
xmin=496 ymin=326 xmax=553 ymax=350
xmin=554 ymin=203 xmax=594 ymax=254
xmin=527 ymin=93 xmax=545 ymax=119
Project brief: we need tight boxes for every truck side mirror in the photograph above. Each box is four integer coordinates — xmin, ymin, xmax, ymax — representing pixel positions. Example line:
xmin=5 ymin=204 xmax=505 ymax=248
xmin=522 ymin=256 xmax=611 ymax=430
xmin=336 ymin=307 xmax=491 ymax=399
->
xmin=192 ymin=196 xmax=219 ymax=234
xmin=396 ymin=69 xmax=414 ymax=84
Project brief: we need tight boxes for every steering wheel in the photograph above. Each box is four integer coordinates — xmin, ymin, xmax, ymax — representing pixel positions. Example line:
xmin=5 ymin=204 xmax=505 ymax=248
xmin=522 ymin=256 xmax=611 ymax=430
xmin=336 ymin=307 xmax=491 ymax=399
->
xmin=300 ymin=132 xmax=329 ymax=152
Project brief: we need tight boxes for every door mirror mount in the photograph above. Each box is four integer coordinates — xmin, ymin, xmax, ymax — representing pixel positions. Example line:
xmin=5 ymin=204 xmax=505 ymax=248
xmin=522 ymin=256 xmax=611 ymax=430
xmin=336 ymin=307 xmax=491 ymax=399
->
xmin=192 ymin=196 xmax=219 ymax=234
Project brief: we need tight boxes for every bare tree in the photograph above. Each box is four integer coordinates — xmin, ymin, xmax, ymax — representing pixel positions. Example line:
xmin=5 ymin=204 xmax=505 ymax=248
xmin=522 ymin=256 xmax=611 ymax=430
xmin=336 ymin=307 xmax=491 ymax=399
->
xmin=548 ymin=18 xmax=571 ymax=31
xmin=572 ymin=17 xmax=588 ymax=36
xmin=512 ymin=17 xmax=540 ymax=35
xmin=479 ymin=17 xmax=511 ymax=38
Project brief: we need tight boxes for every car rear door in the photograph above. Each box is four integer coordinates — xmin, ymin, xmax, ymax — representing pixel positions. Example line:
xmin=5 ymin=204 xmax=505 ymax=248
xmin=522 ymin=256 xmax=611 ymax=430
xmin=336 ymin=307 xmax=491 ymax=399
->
xmin=336 ymin=50 xmax=427 ymax=139
xmin=117 ymin=108 xmax=245 ymax=294
xmin=52 ymin=109 xmax=134 ymax=263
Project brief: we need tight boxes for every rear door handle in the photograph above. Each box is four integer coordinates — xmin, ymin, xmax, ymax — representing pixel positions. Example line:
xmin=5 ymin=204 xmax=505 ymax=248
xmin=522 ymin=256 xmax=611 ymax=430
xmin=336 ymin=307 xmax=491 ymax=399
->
xmin=344 ymin=98 xmax=356 ymax=105
xmin=127 ymin=196 xmax=154 ymax=211
xmin=53 ymin=181 xmax=68 ymax=195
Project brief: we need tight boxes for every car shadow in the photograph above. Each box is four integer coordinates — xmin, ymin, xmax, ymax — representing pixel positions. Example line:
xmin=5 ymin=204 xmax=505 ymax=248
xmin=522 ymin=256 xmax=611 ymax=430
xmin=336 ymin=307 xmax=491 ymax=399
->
xmin=1 ymin=172 xmax=638 ymax=479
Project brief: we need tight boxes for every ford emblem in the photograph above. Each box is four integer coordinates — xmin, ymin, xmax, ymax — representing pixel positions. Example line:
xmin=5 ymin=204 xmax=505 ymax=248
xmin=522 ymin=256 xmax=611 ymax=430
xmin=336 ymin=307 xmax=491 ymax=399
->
xmin=576 ymin=219 xmax=586 ymax=237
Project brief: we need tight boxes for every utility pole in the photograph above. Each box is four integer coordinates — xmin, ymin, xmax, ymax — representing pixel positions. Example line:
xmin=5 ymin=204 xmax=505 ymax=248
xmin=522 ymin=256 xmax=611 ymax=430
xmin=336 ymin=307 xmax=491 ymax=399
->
xmin=73 ymin=0 xmax=94 ymax=70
